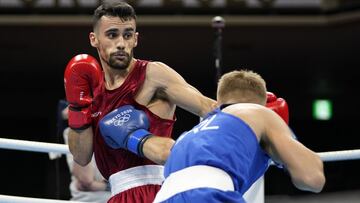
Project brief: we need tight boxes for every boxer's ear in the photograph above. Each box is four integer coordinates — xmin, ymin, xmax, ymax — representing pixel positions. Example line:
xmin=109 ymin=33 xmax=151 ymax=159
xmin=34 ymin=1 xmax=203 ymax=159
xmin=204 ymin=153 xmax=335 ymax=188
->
xmin=90 ymin=32 xmax=98 ymax=48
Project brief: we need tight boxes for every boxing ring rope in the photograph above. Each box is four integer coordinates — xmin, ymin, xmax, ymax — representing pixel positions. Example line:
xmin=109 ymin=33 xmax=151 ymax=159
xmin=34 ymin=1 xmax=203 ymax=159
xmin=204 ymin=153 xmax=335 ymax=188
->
xmin=0 ymin=195 xmax=92 ymax=203
xmin=0 ymin=138 xmax=69 ymax=154
xmin=1 ymin=137 xmax=360 ymax=203
xmin=1 ymin=137 xmax=360 ymax=161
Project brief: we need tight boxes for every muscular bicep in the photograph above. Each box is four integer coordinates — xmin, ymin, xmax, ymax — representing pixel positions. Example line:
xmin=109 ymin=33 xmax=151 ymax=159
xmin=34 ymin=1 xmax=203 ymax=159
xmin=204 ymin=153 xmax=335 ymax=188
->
xmin=167 ymin=82 xmax=215 ymax=117
xmin=147 ymin=62 xmax=216 ymax=117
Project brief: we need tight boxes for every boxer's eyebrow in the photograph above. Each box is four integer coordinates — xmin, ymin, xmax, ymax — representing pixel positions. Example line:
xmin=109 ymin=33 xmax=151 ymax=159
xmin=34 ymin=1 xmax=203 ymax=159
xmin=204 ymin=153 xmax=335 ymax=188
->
xmin=124 ymin=27 xmax=135 ymax=32
xmin=105 ymin=28 xmax=119 ymax=34
xmin=105 ymin=27 xmax=134 ymax=34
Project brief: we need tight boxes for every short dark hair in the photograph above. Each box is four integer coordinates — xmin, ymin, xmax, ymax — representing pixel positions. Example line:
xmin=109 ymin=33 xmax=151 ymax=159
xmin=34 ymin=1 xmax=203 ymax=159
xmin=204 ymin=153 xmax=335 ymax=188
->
xmin=93 ymin=0 xmax=137 ymax=30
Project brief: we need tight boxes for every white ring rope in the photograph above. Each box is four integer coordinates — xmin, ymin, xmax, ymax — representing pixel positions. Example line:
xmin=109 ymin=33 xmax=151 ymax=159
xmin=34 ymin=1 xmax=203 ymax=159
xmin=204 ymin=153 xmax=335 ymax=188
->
xmin=1 ymin=138 xmax=360 ymax=162
xmin=0 ymin=138 xmax=69 ymax=154
xmin=318 ymin=149 xmax=360 ymax=162
xmin=0 ymin=195 xmax=93 ymax=203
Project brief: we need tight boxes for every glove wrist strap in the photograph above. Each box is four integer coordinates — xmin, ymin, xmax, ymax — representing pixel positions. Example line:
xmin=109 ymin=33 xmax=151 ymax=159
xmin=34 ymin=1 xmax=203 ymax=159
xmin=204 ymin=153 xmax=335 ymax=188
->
xmin=127 ymin=129 xmax=152 ymax=156
xmin=68 ymin=108 xmax=92 ymax=130
xmin=138 ymin=135 xmax=153 ymax=157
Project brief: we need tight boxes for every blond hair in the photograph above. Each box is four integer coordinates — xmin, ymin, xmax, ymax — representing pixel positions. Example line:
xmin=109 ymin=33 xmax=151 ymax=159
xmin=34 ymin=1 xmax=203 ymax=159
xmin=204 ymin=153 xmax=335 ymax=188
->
xmin=217 ymin=70 xmax=267 ymax=105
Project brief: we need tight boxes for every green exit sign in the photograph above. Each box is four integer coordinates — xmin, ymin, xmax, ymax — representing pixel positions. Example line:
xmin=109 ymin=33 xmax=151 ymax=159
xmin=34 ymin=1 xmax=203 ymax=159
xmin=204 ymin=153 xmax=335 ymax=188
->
xmin=312 ymin=99 xmax=332 ymax=120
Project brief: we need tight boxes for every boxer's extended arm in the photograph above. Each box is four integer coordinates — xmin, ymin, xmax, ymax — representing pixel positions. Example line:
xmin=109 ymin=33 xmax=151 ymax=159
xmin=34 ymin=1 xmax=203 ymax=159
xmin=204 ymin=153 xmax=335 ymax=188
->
xmin=262 ymin=109 xmax=325 ymax=193
xmin=146 ymin=62 xmax=216 ymax=117
xmin=142 ymin=136 xmax=175 ymax=165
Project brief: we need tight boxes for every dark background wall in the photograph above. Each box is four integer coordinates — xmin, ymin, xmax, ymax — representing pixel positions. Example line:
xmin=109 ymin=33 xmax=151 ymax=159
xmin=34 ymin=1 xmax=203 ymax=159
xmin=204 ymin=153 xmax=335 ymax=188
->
xmin=0 ymin=16 xmax=359 ymax=199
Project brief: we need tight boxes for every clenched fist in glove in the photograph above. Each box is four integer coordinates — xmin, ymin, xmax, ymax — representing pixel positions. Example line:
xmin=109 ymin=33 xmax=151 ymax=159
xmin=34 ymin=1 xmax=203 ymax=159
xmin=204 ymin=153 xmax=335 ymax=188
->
xmin=266 ymin=92 xmax=289 ymax=124
xmin=99 ymin=105 xmax=153 ymax=157
xmin=64 ymin=54 xmax=102 ymax=130
xmin=266 ymin=92 xmax=297 ymax=140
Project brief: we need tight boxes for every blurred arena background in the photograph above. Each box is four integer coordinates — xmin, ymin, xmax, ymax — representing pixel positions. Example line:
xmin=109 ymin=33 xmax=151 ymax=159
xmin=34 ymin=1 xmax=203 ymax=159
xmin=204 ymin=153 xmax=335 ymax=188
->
xmin=0 ymin=0 xmax=360 ymax=202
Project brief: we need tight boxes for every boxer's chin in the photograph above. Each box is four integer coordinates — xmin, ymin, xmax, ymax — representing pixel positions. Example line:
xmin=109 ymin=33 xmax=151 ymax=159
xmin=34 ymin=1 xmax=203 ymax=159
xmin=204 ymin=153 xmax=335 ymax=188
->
xmin=109 ymin=55 xmax=131 ymax=70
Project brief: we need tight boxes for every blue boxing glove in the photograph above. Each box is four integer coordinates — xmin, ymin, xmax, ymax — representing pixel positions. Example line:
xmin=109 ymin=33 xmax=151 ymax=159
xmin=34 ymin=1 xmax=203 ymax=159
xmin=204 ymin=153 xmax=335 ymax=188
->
xmin=99 ymin=105 xmax=152 ymax=157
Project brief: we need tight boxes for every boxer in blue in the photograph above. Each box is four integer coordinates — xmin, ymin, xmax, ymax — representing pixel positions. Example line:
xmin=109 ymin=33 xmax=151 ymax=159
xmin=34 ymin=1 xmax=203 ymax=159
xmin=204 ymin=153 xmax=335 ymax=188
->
xmin=99 ymin=70 xmax=326 ymax=203
xmin=152 ymin=70 xmax=325 ymax=202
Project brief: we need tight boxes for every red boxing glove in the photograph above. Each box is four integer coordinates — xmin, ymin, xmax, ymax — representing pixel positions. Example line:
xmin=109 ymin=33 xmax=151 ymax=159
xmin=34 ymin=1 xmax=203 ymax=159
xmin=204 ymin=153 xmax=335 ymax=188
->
xmin=64 ymin=54 xmax=102 ymax=130
xmin=266 ymin=92 xmax=289 ymax=124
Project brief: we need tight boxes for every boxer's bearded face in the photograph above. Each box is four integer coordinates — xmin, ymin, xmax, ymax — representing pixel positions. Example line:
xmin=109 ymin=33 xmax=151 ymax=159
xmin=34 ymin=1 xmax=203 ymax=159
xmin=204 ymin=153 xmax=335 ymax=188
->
xmin=108 ymin=49 xmax=133 ymax=70
xmin=93 ymin=16 xmax=138 ymax=70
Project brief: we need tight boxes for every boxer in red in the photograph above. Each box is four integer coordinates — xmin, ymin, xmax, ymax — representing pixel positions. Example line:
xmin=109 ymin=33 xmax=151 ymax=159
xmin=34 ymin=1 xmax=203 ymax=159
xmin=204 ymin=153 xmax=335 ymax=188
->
xmin=64 ymin=1 xmax=215 ymax=202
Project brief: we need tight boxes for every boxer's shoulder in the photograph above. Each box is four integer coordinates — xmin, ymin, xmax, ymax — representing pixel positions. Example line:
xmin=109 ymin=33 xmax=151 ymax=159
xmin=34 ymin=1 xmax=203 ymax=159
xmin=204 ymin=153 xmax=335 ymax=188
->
xmin=146 ymin=61 xmax=172 ymax=76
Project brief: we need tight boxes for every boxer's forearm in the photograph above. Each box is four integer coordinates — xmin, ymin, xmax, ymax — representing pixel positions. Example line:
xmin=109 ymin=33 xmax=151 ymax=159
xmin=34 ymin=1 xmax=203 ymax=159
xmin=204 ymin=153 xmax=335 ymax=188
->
xmin=288 ymin=152 xmax=325 ymax=193
xmin=77 ymin=179 xmax=109 ymax=192
xmin=142 ymin=136 xmax=175 ymax=165
xmin=68 ymin=127 xmax=94 ymax=166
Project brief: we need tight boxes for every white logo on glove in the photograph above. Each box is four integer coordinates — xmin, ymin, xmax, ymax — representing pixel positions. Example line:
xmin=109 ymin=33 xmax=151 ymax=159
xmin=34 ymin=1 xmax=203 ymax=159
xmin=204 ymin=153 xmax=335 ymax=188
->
xmin=113 ymin=113 xmax=131 ymax=126
xmin=104 ymin=109 xmax=133 ymax=126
